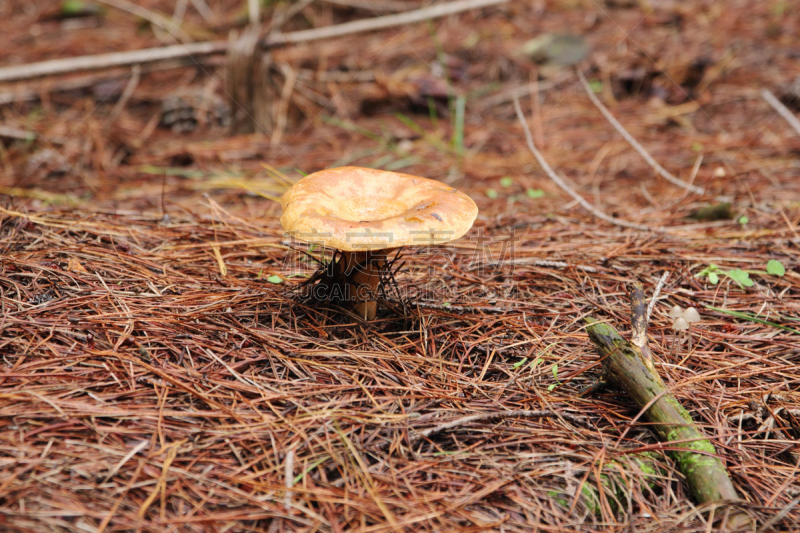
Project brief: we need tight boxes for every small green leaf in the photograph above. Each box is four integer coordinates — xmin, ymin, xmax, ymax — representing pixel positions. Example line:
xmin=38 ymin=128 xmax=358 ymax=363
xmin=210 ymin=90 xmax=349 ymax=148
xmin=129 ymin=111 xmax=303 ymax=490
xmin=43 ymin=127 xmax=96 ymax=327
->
xmin=526 ymin=188 xmax=544 ymax=199
xmin=708 ymin=272 xmax=719 ymax=284
xmin=551 ymin=363 xmax=558 ymax=379
xmin=531 ymin=357 xmax=543 ymax=369
xmin=513 ymin=357 xmax=528 ymax=369
xmin=766 ymin=259 xmax=785 ymax=276
xmin=267 ymin=275 xmax=283 ymax=284
xmin=738 ymin=215 xmax=749 ymax=225
xmin=486 ymin=188 xmax=498 ymax=199
xmin=547 ymin=383 xmax=557 ymax=391
xmin=726 ymin=269 xmax=753 ymax=288
xmin=256 ymin=269 xmax=263 ymax=279
xmin=442 ymin=302 xmax=451 ymax=307
xmin=589 ymin=80 xmax=603 ymax=93
xmin=500 ymin=176 xmax=514 ymax=187
xmin=690 ymin=142 xmax=703 ymax=152
xmin=696 ymin=264 xmax=717 ymax=277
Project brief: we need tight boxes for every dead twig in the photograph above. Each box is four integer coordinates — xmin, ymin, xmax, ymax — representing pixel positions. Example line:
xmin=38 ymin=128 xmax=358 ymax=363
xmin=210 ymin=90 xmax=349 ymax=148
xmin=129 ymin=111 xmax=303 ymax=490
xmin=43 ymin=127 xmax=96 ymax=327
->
xmin=476 ymin=76 xmax=568 ymax=109
xmin=584 ymin=307 xmax=753 ymax=531
xmin=274 ymin=0 xmax=507 ymax=45
xmin=575 ymin=69 xmax=707 ymax=197
xmin=513 ymin=97 xmax=659 ymax=232
xmin=414 ymin=410 xmax=587 ymax=441
xmin=268 ymin=0 xmax=317 ymax=34
xmin=628 ymin=282 xmax=649 ymax=360
xmin=321 ymin=0 xmax=415 ymax=13
xmin=104 ymin=65 xmax=141 ymax=129
xmin=96 ymin=0 xmax=194 ymax=44
xmin=761 ymin=88 xmax=800 ymax=137
xmin=0 ymin=0 xmax=508 ymax=83
xmin=646 ymin=271 xmax=669 ymax=323
xmin=0 ymin=41 xmax=227 ymax=84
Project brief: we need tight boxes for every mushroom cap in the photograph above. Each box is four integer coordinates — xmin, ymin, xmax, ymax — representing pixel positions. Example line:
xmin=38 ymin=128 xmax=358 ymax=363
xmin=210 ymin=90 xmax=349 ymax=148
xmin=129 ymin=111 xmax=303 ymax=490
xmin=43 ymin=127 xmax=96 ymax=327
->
xmin=280 ymin=166 xmax=479 ymax=251
xmin=683 ymin=307 xmax=701 ymax=323
xmin=672 ymin=317 xmax=689 ymax=331
xmin=668 ymin=305 xmax=683 ymax=318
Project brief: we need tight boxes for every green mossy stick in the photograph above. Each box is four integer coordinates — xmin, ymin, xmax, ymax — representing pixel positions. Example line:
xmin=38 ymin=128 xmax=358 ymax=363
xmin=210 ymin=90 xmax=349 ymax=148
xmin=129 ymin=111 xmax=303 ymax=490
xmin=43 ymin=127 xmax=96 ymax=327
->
xmin=585 ymin=317 xmax=752 ymax=530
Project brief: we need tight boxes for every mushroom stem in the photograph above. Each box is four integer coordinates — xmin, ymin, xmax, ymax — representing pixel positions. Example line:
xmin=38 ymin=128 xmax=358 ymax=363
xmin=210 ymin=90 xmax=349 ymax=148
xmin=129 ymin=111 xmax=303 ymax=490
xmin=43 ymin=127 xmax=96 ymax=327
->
xmin=338 ymin=250 xmax=385 ymax=320
xmin=687 ymin=326 xmax=692 ymax=353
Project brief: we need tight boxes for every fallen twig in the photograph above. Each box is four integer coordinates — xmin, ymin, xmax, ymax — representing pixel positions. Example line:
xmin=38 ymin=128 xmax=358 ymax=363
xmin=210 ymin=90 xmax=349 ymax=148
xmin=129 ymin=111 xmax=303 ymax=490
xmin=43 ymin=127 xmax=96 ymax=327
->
xmin=97 ymin=0 xmax=193 ymax=44
xmin=646 ymin=271 xmax=670 ymax=323
xmin=761 ymin=88 xmax=800 ymax=137
xmin=412 ymin=409 xmax=587 ymax=444
xmin=584 ymin=309 xmax=753 ymax=530
xmin=628 ymin=282 xmax=649 ymax=360
xmin=0 ymin=0 xmax=508 ymax=83
xmin=575 ymin=69 xmax=707 ymax=196
xmin=0 ymin=41 xmax=227 ymax=84
xmin=321 ymin=0 xmax=413 ymax=12
xmin=477 ymin=75 xmax=568 ymax=109
xmin=513 ymin=97 xmax=658 ymax=232
xmin=104 ymin=65 xmax=141 ymax=129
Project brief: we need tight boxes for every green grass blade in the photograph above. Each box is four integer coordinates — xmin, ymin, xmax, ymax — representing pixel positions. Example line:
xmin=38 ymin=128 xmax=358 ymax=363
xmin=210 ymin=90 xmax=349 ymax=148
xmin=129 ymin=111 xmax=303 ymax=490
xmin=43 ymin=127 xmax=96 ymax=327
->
xmin=705 ymin=306 xmax=800 ymax=335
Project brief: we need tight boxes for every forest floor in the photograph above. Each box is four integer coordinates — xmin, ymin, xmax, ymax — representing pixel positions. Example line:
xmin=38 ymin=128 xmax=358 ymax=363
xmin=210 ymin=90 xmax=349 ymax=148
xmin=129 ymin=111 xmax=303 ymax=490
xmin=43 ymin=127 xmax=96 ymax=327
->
xmin=1 ymin=1 xmax=799 ymax=531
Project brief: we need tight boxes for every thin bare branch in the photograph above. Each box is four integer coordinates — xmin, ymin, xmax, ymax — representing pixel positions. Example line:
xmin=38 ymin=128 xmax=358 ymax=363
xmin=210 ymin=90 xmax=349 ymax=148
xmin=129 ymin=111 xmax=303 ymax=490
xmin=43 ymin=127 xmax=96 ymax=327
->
xmin=412 ymin=410 xmax=588 ymax=444
xmin=96 ymin=0 xmax=193 ymax=43
xmin=513 ymin=97 xmax=658 ymax=232
xmin=0 ymin=0 xmax=508 ymax=83
xmin=104 ymin=65 xmax=141 ymax=129
xmin=647 ymin=271 xmax=670 ymax=323
xmin=761 ymin=88 xmax=800 ymax=137
xmin=575 ymin=69 xmax=706 ymax=196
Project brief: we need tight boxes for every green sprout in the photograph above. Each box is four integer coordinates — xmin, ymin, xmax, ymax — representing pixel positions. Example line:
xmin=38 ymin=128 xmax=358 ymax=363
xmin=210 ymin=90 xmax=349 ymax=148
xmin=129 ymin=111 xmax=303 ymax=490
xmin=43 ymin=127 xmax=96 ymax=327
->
xmin=726 ymin=269 xmax=753 ymax=288
xmin=696 ymin=261 xmax=787 ymax=288
xmin=526 ymin=188 xmax=544 ymax=199
xmin=767 ymin=259 xmax=786 ymax=276
xmin=547 ymin=363 xmax=560 ymax=391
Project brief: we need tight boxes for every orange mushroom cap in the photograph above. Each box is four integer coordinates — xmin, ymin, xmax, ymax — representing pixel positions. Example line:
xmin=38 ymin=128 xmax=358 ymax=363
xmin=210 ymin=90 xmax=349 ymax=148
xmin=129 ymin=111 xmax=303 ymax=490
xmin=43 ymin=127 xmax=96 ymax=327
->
xmin=280 ymin=166 xmax=479 ymax=251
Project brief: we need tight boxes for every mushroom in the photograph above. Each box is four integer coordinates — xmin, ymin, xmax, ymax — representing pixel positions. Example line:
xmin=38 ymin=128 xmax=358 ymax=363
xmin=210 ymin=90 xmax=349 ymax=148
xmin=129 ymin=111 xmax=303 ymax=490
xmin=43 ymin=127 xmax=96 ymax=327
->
xmin=671 ymin=316 xmax=689 ymax=356
xmin=280 ymin=166 xmax=478 ymax=320
xmin=683 ymin=307 xmax=700 ymax=324
xmin=682 ymin=307 xmax=701 ymax=351
xmin=667 ymin=305 xmax=703 ymax=355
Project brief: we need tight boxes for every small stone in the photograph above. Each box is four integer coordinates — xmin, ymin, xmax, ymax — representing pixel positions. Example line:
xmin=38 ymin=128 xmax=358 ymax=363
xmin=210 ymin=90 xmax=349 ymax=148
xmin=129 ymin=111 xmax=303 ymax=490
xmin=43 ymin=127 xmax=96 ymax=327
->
xmin=521 ymin=33 xmax=589 ymax=67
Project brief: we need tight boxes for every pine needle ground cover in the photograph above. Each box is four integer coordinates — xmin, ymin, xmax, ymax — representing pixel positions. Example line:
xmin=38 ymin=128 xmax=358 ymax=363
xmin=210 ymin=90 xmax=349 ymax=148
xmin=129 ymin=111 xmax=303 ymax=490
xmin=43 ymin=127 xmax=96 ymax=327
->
xmin=1 ymin=1 xmax=799 ymax=531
